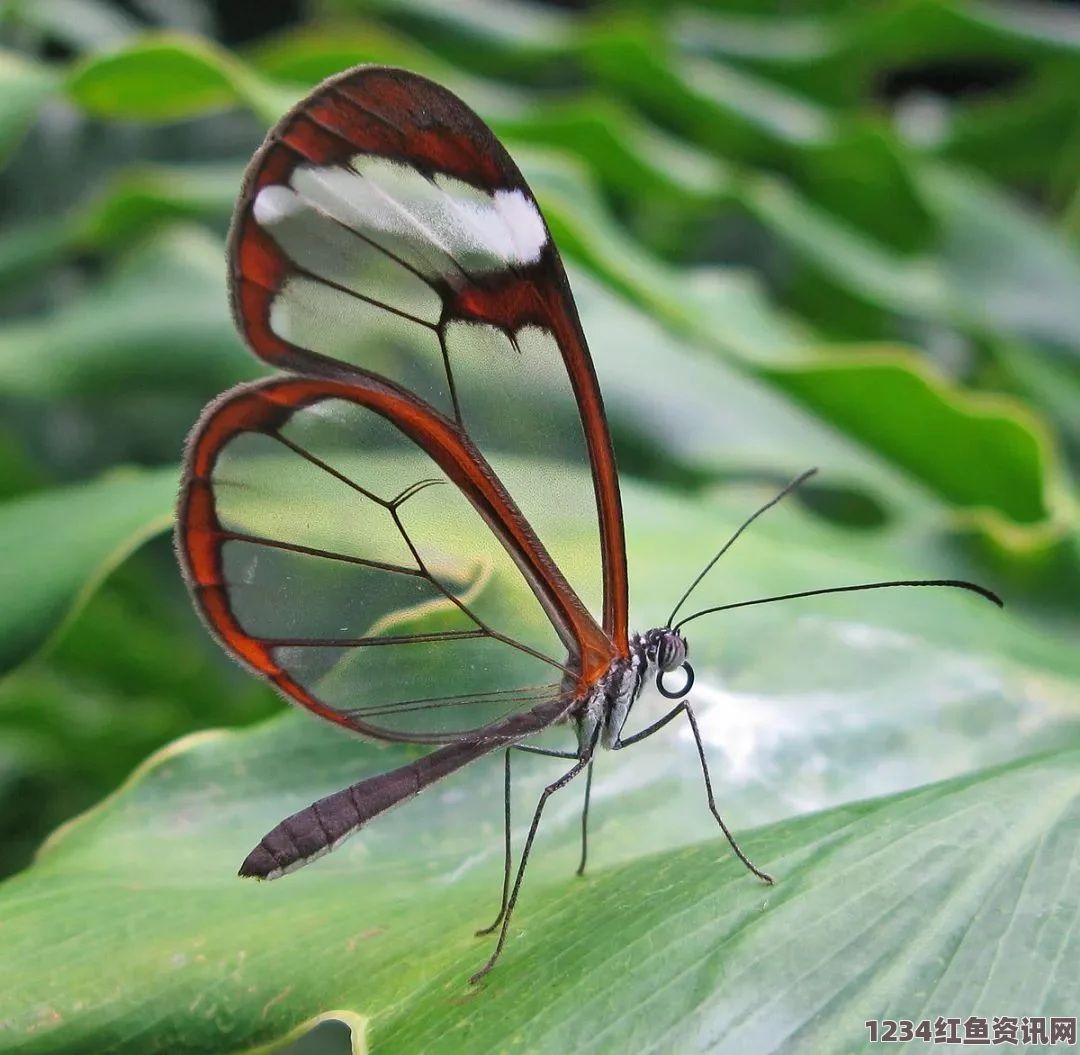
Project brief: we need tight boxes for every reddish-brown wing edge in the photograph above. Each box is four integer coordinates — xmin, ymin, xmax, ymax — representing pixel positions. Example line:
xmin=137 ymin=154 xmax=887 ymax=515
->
xmin=226 ymin=65 xmax=629 ymax=651
xmin=176 ymin=370 xmax=618 ymax=740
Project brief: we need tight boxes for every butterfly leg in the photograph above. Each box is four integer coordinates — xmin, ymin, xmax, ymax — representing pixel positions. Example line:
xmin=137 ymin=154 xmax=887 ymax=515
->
xmin=576 ymin=757 xmax=594 ymax=876
xmin=613 ymin=701 xmax=774 ymax=885
xmin=475 ymin=743 xmax=582 ymax=937
xmin=470 ymin=742 xmax=594 ymax=983
xmin=475 ymin=749 xmax=513 ymax=937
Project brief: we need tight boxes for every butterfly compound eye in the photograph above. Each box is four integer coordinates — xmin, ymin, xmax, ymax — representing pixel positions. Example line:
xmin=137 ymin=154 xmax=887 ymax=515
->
xmin=653 ymin=628 xmax=691 ymax=698
xmin=653 ymin=627 xmax=687 ymax=671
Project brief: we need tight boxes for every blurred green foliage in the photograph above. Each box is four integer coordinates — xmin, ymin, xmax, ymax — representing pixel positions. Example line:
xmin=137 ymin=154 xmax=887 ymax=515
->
xmin=1 ymin=0 xmax=1079 ymax=1052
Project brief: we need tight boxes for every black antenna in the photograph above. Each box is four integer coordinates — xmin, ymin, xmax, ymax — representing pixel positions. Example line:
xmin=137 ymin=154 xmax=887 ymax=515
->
xmin=666 ymin=468 xmax=818 ymax=628
xmin=674 ymin=578 xmax=1003 ymax=631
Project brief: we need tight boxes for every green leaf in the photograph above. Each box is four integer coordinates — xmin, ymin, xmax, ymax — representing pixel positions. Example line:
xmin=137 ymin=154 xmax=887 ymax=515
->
xmin=565 ymin=268 xmax=945 ymax=522
xmin=0 ymin=226 xmax=257 ymax=398
xmin=797 ymin=124 xmax=935 ymax=253
xmin=940 ymin=68 xmax=1080 ymax=186
xmin=494 ymin=96 xmax=729 ymax=210
xmin=993 ymin=340 xmax=1080 ymax=456
xmin=671 ymin=9 xmax=838 ymax=71
xmin=0 ymin=164 xmax=240 ymax=293
xmin=742 ymin=163 xmax=1080 ymax=358
xmin=0 ymin=561 xmax=279 ymax=880
xmin=741 ymin=174 xmax=953 ymax=320
xmin=67 ymin=34 xmax=298 ymax=125
xmin=246 ymin=21 xmax=460 ymax=85
xmin=917 ymin=163 xmax=1080 ymax=354
xmin=329 ymin=0 xmax=575 ymax=72
xmin=0 ymin=49 xmax=61 ymax=163
xmin=72 ymin=164 xmax=241 ymax=248
xmin=582 ymin=19 xmax=835 ymax=157
xmin=13 ymin=748 xmax=1080 ymax=1054
xmin=960 ymin=0 xmax=1080 ymax=55
xmin=764 ymin=351 xmax=1052 ymax=524
xmin=0 ymin=467 xmax=177 ymax=673
xmin=526 ymin=157 xmax=1058 ymax=535
xmin=838 ymin=0 xmax=1080 ymax=79
xmin=0 ymin=478 xmax=1072 ymax=1053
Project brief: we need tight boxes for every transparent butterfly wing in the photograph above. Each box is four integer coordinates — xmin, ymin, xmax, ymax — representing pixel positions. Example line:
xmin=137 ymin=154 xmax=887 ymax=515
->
xmin=179 ymin=375 xmax=618 ymax=742
xmin=178 ymin=67 xmax=630 ymax=746
xmin=228 ymin=66 xmax=627 ymax=643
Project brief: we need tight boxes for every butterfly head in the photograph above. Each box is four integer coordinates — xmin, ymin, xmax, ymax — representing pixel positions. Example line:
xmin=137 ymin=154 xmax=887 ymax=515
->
xmin=641 ymin=627 xmax=694 ymax=700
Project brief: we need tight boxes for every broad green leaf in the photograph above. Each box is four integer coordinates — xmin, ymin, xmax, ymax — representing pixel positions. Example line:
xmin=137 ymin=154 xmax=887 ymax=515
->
xmin=566 ymin=269 xmax=949 ymax=521
xmin=673 ymin=3 xmax=1080 ymax=175
xmin=67 ymin=34 xmax=297 ymax=124
xmin=955 ymin=0 xmax=1080 ymax=55
xmin=9 ymin=745 xmax=1079 ymax=1055
xmin=580 ymin=19 xmax=935 ymax=249
xmin=0 ymin=430 xmax=42 ymax=502
xmin=764 ymin=351 xmax=1051 ymax=523
xmin=671 ymin=9 xmax=837 ymax=68
xmin=0 ymin=562 xmax=279 ymax=880
xmin=669 ymin=9 xmax=859 ymax=107
xmin=797 ymin=124 xmax=935 ymax=253
xmin=0 ymin=467 xmax=177 ymax=672
xmin=0 ymin=216 xmax=71 ymax=294
xmin=667 ymin=2 xmax=1080 ymax=103
xmin=842 ymin=0 xmax=1080 ymax=73
xmin=0 ymin=477 xmax=1073 ymax=1054
xmin=525 ymin=153 xmax=800 ymax=359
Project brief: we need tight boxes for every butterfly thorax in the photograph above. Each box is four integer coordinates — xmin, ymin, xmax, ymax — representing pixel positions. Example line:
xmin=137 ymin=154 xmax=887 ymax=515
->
xmin=576 ymin=627 xmax=689 ymax=753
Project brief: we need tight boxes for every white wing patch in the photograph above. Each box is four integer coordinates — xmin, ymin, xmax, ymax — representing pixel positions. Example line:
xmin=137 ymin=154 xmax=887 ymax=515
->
xmin=492 ymin=188 xmax=548 ymax=265
xmin=256 ymin=157 xmax=547 ymax=283
xmin=437 ymin=183 xmax=548 ymax=269
xmin=252 ymin=183 xmax=444 ymax=325
xmin=250 ymin=157 xmax=551 ymax=420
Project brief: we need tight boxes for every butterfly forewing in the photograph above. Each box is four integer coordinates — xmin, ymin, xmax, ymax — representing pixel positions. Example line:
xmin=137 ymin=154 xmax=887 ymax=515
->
xmin=228 ymin=67 xmax=627 ymax=643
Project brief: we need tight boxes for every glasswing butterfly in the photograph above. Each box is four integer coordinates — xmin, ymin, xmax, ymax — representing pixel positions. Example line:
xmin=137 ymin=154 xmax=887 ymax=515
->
xmin=176 ymin=66 xmax=1000 ymax=981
